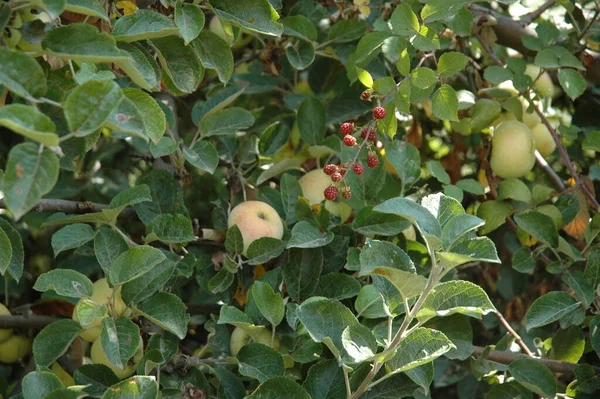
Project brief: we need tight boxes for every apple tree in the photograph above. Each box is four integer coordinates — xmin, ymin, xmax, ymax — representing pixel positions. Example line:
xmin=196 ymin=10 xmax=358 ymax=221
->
xmin=1 ymin=0 xmax=600 ymax=398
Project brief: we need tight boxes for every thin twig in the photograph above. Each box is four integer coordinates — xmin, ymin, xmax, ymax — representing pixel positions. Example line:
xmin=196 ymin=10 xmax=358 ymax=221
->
xmin=494 ymin=311 xmax=535 ymax=357
xmin=522 ymin=0 xmax=557 ymax=24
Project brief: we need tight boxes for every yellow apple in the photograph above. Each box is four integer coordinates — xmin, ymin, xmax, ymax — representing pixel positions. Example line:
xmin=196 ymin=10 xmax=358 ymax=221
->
xmin=0 ymin=335 xmax=32 ymax=363
xmin=298 ymin=169 xmax=353 ymax=222
xmin=72 ymin=299 xmax=103 ymax=343
xmin=490 ymin=121 xmax=536 ymax=179
xmin=228 ymin=201 xmax=284 ymax=255
xmin=5 ymin=28 xmax=22 ymax=49
xmin=520 ymin=97 xmax=541 ymax=129
xmin=525 ymin=64 xmax=554 ymax=98
xmin=0 ymin=303 xmax=13 ymax=343
xmin=91 ymin=337 xmax=143 ymax=380
xmin=51 ymin=362 xmax=74 ymax=387
xmin=531 ymin=123 xmax=556 ymax=157
xmin=229 ymin=327 xmax=280 ymax=356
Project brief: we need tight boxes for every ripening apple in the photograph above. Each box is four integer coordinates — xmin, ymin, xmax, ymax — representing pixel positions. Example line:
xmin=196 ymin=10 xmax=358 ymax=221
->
xmin=0 ymin=303 xmax=13 ymax=343
xmin=525 ymin=64 xmax=554 ymax=98
xmin=91 ymin=337 xmax=143 ymax=380
xmin=0 ymin=335 xmax=32 ymax=363
xmin=531 ymin=123 xmax=556 ymax=157
xmin=490 ymin=121 xmax=536 ymax=179
xmin=298 ymin=169 xmax=352 ymax=222
xmin=228 ymin=201 xmax=284 ymax=256
xmin=229 ymin=327 xmax=280 ymax=356
xmin=51 ymin=362 xmax=75 ymax=387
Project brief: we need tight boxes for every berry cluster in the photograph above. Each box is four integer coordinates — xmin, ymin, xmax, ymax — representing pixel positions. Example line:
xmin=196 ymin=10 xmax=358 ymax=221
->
xmin=322 ymin=107 xmax=385 ymax=201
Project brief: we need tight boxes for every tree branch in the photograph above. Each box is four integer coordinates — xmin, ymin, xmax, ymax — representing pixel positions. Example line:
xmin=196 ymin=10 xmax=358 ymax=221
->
xmin=0 ymin=198 xmax=137 ymax=218
xmin=521 ymin=0 xmax=556 ymax=24
xmin=0 ymin=315 xmax=59 ymax=329
xmin=494 ymin=311 xmax=535 ymax=357
xmin=472 ymin=346 xmax=600 ymax=374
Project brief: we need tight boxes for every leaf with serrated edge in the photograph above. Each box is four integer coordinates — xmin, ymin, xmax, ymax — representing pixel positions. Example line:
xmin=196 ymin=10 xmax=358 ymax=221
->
xmin=34 ymin=269 xmax=94 ymax=298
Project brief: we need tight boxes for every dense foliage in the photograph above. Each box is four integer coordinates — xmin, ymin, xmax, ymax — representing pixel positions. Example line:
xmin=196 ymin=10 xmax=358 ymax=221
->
xmin=1 ymin=0 xmax=600 ymax=398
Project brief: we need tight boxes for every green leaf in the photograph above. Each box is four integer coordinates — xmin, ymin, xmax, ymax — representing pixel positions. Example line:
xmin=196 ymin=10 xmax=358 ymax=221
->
xmin=302 ymin=359 xmax=345 ymax=399
xmin=150 ymin=36 xmax=204 ymax=94
xmin=297 ymin=97 xmax=325 ymax=145
xmin=193 ymin=30 xmax=234 ymax=84
xmin=397 ymin=48 xmax=411 ymax=76
xmin=316 ymin=272 xmax=361 ymax=301
xmin=558 ymin=68 xmax=586 ymax=100
xmin=470 ymin=99 xmax=502 ymax=132
xmin=583 ymin=131 xmax=600 ymax=152
xmin=100 ymin=376 xmax=158 ymax=399
xmin=0 ymin=104 xmax=59 ymax=147
xmin=552 ymin=325 xmax=585 ymax=363
xmin=296 ymin=297 xmax=376 ymax=361
xmin=34 ymin=269 xmax=94 ymax=298
xmin=361 ymin=373 xmax=417 ymax=399
xmin=51 ymin=224 xmax=96 ymax=256
xmin=112 ymin=10 xmax=178 ymax=42
xmin=33 ymin=320 xmax=82 ymax=367
xmin=199 ymin=107 xmax=254 ymax=137
xmin=432 ymin=84 xmax=459 ymax=121
xmin=100 ymin=317 xmax=141 ymax=369
xmin=0 ymin=227 xmax=10 ymax=276
xmin=247 ymin=237 xmax=286 ymax=266
xmin=411 ymin=67 xmax=437 ymax=89
xmin=282 ymin=15 xmax=317 ymax=41
xmin=64 ymin=79 xmax=123 ymax=137
xmin=108 ymin=245 xmax=167 ymax=285
xmin=286 ymin=40 xmax=316 ymax=70
xmin=498 ymin=178 xmax=532 ymax=203
xmin=283 ymin=248 xmax=322 ymax=302
xmin=2 ymin=143 xmax=60 ymax=220
xmin=359 ymin=239 xmax=416 ymax=276
xmin=251 ymin=281 xmax=285 ymax=326
xmin=417 ymin=280 xmax=496 ymax=322
xmin=441 ymin=214 xmax=484 ymax=249
xmin=210 ymin=0 xmax=283 ymax=37
xmin=563 ymin=271 xmax=594 ymax=308
xmin=65 ymin=0 xmax=109 ymax=21
xmin=0 ymin=218 xmax=25 ymax=282
xmin=372 ymin=267 xmax=426 ymax=300
xmin=237 ymin=343 xmax=285 ymax=383
xmin=421 ymin=0 xmax=471 ymax=22
xmin=438 ymin=237 xmax=500 ymax=271
xmin=42 ymin=23 xmax=131 ymax=63
xmin=328 ymin=19 xmax=366 ymax=43
xmin=437 ymin=51 xmax=469 ymax=78
xmin=22 ymin=372 xmax=64 ymax=399
xmin=135 ymin=170 xmax=189 ymax=225
xmin=191 ymin=86 xmax=245 ymax=124
xmin=352 ymin=207 xmax=411 ymax=236
xmin=512 ymin=247 xmax=536 ymax=274
xmin=280 ymin=173 xmax=302 ymax=225
xmin=374 ymin=197 xmax=441 ymax=249
xmin=150 ymin=137 xmax=178 ymax=158
xmin=524 ymin=291 xmax=580 ymax=331
xmin=146 ymin=214 xmax=196 ymax=244
xmin=182 ymin=140 xmax=219 ymax=174
xmin=175 ymin=2 xmax=205 ymax=44
xmin=0 ymin=47 xmax=47 ymax=98
xmin=73 ymin=365 xmax=119 ymax=397
xmin=426 ymin=160 xmax=451 ymax=185
xmin=584 ymin=245 xmax=600 ymax=286
xmin=225 ymin=224 xmax=244 ymax=254
xmin=484 ymin=66 xmax=513 ymax=84
xmin=121 ymin=257 xmax=175 ymax=305
xmin=135 ymin=292 xmax=190 ymax=339
xmin=390 ymin=3 xmax=419 ymax=36
xmin=109 ymin=185 xmax=152 ymax=210
xmin=387 ymin=328 xmax=454 ymax=373
xmin=477 ymin=200 xmax=514 ymax=234
xmin=455 ymin=179 xmax=484 ymax=195
xmin=94 ymin=227 xmax=129 ymax=275
xmin=509 ymin=358 xmax=556 ymax=398
xmin=383 ymin=141 xmax=421 ymax=192
xmin=107 ymin=88 xmax=165 ymax=143
xmin=514 ymin=211 xmax=559 ymax=248
xmin=116 ymin=42 xmax=161 ymax=91
xmin=286 ymin=221 xmax=333 ymax=249
xmin=355 ymin=285 xmax=391 ymax=319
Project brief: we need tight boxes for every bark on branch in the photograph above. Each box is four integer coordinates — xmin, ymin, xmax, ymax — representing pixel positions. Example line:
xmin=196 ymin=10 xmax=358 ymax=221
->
xmin=0 ymin=198 xmax=136 ymax=218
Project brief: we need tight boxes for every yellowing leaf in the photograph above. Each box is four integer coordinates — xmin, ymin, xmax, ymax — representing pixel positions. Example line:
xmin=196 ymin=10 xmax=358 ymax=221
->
xmin=355 ymin=66 xmax=373 ymax=88
xmin=115 ymin=0 xmax=137 ymax=16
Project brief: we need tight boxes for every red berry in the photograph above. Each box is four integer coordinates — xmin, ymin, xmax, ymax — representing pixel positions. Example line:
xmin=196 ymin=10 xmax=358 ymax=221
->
xmin=361 ymin=127 xmax=376 ymax=141
xmin=342 ymin=186 xmax=352 ymax=200
xmin=343 ymin=135 xmax=356 ymax=147
xmin=367 ymin=151 xmax=379 ymax=168
xmin=361 ymin=91 xmax=371 ymax=101
xmin=323 ymin=164 xmax=337 ymax=175
xmin=340 ymin=122 xmax=354 ymax=135
xmin=353 ymin=162 xmax=364 ymax=175
xmin=331 ymin=172 xmax=343 ymax=182
xmin=324 ymin=185 xmax=338 ymax=200
xmin=373 ymin=106 xmax=387 ymax=120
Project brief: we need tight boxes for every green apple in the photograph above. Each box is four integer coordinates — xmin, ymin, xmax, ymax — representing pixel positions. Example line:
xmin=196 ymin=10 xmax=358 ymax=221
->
xmin=230 ymin=327 xmax=280 ymax=356
xmin=51 ymin=362 xmax=75 ymax=387
xmin=0 ymin=335 xmax=32 ymax=363
xmin=227 ymin=201 xmax=284 ymax=256
xmin=525 ymin=64 xmax=554 ymax=98
xmin=531 ymin=123 xmax=556 ymax=157
xmin=91 ymin=337 xmax=143 ymax=379
xmin=0 ymin=303 xmax=13 ymax=343
xmin=298 ymin=169 xmax=352 ymax=222
xmin=490 ymin=121 xmax=536 ymax=179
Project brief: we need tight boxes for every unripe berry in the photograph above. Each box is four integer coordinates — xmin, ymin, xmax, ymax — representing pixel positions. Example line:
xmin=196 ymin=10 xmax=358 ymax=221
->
xmin=361 ymin=127 xmax=376 ymax=141
xmin=361 ymin=91 xmax=371 ymax=101
xmin=342 ymin=186 xmax=352 ymax=200
xmin=331 ymin=172 xmax=342 ymax=182
xmin=343 ymin=135 xmax=356 ymax=147
xmin=367 ymin=151 xmax=379 ymax=168
xmin=340 ymin=122 xmax=354 ymax=135
xmin=323 ymin=164 xmax=337 ymax=175
xmin=324 ymin=185 xmax=338 ymax=200
xmin=353 ymin=162 xmax=364 ymax=175
xmin=373 ymin=106 xmax=387 ymax=120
